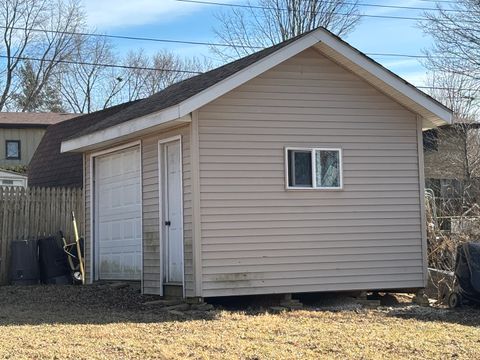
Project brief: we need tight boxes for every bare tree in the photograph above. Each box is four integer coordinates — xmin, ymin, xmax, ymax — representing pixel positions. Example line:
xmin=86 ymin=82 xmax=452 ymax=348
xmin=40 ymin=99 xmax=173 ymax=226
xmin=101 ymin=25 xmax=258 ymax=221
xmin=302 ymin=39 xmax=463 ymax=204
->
xmin=421 ymin=1 xmax=480 ymax=274
xmin=426 ymin=70 xmax=480 ymax=123
xmin=212 ymin=0 xmax=361 ymax=59
xmin=421 ymin=0 xmax=480 ymax=90
xmin=0 ymin=0 xmax=85 ymax=111
xmin=119 ymin=49 xmax=211 ymax=103
xmin=55 ymin=36 xmax=125 ymax=113
xmin=121 ymin=50 xmax=150 ymax=102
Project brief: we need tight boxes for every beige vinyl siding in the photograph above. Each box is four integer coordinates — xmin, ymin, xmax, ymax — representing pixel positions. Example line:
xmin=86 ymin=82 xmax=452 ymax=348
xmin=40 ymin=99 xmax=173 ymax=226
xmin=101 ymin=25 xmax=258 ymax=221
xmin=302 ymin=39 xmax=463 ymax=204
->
xmin=0 ymin=127 xmax=46 ymax=167
xmin=83 ymin=125 xmax=194 ymax=296
xmin=197 ymin=48 xmax=424 ymax=297
xmin=141 ymin=125 xmax=194 ymax=296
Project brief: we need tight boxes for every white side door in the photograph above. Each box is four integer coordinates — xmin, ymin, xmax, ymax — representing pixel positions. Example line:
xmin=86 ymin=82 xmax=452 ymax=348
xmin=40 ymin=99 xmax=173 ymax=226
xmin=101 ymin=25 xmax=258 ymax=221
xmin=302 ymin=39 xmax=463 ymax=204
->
xmin=163 ymin=140 xmax=183 ymax=283
xmin=95 ymin=146 xmax=142 ymax=280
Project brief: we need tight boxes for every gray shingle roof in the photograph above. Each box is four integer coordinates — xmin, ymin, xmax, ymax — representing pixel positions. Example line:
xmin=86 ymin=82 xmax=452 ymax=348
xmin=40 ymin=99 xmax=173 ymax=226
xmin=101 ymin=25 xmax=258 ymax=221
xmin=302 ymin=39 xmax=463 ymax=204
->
xmin=72 ymin=33 xmax=306 ymax=139
xmin=28 ymin=101 xmax=139 ymax=188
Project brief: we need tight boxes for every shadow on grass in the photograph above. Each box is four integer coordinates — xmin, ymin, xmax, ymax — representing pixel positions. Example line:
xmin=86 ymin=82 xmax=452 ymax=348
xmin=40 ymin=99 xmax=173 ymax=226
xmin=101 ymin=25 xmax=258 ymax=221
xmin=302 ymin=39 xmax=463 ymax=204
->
xmin=2 ymin=285 xmax=479 ymax=328
xmin=0 ymin=284 xmax=217 ymax=326
xmin=384 ymin=304 xmax=480 ymax=327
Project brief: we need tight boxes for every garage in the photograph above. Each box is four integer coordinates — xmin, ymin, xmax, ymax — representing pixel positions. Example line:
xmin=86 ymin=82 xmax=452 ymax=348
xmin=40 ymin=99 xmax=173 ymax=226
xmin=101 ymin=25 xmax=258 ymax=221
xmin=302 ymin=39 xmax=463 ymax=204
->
xmin=94 ymin=145 xmax=142 ymax=281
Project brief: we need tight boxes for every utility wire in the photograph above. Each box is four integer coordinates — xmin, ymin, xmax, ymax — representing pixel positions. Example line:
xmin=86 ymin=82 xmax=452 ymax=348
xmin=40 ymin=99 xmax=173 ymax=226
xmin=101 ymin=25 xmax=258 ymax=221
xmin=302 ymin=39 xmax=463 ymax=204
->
xmin=181 ymin=0 xmax=464 ymax=13
xmin=0 ymin=25 xmax=261 ymax=49
xmin=414 ymin=0 xmax=462 ymax=3
xmin=2 ymin=54 xmax=478 ymax=93
xmin=0 ymin=54 xmax=202 ymax=74
xmin=0 ymin=25 xmax=450 ymax=60
xmin=175 ymin=0 xmax=472 ymax=23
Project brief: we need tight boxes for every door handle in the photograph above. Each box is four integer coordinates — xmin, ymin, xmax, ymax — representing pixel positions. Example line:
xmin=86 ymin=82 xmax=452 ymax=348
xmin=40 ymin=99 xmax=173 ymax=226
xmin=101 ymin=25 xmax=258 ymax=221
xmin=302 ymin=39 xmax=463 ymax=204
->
xmin=165 ymin=220 xmax=171 ymax=226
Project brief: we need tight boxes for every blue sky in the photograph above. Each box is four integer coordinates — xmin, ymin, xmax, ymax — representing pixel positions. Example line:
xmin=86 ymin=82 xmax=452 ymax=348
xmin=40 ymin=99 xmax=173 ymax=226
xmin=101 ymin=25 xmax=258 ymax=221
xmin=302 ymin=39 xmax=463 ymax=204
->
xmin=82 ymin=0 xmax=440 ymax=87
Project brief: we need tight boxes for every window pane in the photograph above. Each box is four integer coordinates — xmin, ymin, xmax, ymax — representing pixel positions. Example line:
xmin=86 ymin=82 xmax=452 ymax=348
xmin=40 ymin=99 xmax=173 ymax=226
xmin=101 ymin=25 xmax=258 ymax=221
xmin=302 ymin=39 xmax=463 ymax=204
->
xmin=316 ymin=150 xmax=340 ymax=187
xmin=6 ymin=141 xmax=19 ymax=158
xmin=288 ymin=150 xmax=312 ymax=187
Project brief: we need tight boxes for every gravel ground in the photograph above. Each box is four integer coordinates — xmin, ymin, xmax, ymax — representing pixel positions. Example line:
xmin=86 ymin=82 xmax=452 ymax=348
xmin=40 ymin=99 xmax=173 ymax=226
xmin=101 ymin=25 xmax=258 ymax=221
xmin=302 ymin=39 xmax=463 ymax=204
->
xmin=0 ymin=284 xmax=479 ymax=359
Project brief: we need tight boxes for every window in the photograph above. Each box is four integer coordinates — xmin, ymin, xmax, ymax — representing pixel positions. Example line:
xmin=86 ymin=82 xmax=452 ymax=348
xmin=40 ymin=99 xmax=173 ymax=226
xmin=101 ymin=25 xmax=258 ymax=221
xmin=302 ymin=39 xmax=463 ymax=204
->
xmin=2 ymin=180 xmax=13 ymax=185
xmin=5 ymin=140 xmax=20 ymax=160
xmin=286 ymin=147 xmax=342 ymax=189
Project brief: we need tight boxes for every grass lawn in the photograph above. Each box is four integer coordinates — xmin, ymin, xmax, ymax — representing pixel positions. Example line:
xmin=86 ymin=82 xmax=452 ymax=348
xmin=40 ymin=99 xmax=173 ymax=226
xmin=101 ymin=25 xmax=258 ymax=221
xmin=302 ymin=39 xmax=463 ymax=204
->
xmin=0 ymin=285 xmax=479 ymax=359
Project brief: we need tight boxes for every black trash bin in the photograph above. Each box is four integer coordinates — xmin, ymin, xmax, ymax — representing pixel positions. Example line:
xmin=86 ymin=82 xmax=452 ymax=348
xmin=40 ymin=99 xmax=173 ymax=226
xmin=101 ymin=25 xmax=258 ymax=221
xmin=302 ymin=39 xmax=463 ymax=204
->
xmin=10 ymin=239 xmax=40 ymax=285
xmin=38 ymin=236 xmax=71 ymax=285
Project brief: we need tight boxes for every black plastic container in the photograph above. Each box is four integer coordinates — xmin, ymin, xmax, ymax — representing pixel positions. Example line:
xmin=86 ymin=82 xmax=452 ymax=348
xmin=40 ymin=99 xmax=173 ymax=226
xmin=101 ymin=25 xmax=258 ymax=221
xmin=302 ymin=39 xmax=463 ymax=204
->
xmin=10 ymin=239 xmax=40 ymax=285
xmin=38 ymin=236 xmax=71 ymax=285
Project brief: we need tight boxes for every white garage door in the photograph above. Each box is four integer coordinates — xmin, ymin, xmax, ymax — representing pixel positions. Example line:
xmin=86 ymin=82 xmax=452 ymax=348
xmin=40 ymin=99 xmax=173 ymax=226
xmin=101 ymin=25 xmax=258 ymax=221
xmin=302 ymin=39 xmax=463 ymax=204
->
xmin=95 ymin=146 xmax=142 ymax=280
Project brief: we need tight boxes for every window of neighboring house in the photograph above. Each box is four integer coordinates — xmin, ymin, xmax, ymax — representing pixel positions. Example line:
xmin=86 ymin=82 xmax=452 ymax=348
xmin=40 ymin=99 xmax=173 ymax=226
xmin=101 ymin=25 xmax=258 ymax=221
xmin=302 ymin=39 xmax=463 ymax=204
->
xmin=286 ymin=147 xmax=342 ymax=189
xmin=2 ymin=180 xmax=14 ymax=185
xmin=5 ymin=140 xmax=21 ymax=160
xmin=423 ymin=130 xmax=438 ymax=152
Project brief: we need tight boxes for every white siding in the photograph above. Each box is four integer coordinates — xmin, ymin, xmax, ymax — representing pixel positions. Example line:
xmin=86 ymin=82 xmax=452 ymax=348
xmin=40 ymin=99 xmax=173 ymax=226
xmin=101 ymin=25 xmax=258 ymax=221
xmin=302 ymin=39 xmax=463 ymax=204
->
xmin=197 ymin=48 xmax=424 ymax=297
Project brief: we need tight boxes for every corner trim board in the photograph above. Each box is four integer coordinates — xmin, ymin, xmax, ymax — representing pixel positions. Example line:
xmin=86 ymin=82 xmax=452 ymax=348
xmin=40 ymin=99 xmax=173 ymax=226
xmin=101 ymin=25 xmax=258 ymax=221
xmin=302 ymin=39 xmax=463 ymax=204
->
xmin=417 ymin=116 xmax=428 ymax=287
xmin=191 ymin=111 xmax=203 ymax=297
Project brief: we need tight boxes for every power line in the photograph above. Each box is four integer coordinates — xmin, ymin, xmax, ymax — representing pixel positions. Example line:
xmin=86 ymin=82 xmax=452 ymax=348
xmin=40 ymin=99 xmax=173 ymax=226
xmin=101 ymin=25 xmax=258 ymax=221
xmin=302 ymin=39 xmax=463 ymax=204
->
xmin=404 ymin=0 xmax=461 ymax=4
xmin=418 ymin=86 xmax=479 ymax=92
xmin=3 ymin=54 xmax=479 ymax=93
xmin=0 ymin=25 xmax=262 ymax=49
xmin=0 ymin=25 xmax=449 ymax=60
xmin=0 ymin=54 xmax=202 ymax=74
xmin=353 ymin=2 xmax=456 ymax=13
xmin=192 ymin=0 xmax=464 ymax=14
xmin=175 ymin=0 xmax=471 ymax=22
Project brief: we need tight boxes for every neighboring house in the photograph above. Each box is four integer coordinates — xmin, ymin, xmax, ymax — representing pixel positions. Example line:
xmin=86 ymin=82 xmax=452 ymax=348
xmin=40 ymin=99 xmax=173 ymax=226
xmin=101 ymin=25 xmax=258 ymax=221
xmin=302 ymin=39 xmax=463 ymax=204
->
xmin=59 ymin=28 xmax=452 ymax=298
xmin=28 ymin=102 xmax=138 ymax=188
xmin=0 ymin=112 xmax=77 ymax=168
xmin=0 ymin=169 xmax=27 ymax=188
xmin=423 ymin=123 xmax=480 ymax=211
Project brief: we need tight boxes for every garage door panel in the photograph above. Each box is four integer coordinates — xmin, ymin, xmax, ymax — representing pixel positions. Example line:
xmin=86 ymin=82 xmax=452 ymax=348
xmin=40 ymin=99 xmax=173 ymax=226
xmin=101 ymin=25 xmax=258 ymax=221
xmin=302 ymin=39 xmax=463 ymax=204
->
xmin=95 ymin=146 xmax=142 ymax=281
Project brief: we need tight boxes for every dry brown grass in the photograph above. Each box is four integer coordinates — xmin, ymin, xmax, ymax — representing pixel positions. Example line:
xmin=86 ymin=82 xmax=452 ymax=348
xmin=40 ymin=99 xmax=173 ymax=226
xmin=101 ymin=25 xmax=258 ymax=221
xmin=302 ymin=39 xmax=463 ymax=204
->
xmin=0 ymin=285 xmax=479 ymax=359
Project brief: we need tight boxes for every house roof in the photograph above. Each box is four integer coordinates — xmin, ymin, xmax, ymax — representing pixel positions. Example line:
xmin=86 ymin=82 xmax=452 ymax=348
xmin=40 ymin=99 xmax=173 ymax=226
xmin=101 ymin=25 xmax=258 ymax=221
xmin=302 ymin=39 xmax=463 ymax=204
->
xmin=0 ymin=169 xmax=27 ymax=178
xmin=62 ymin=26 xmax=453 ymax=153
xmin=0 ymin=112 xmax=77 ymax=127
xmin=28 ymin=101 xmax=139 ymax=188
xmin=69 ymin=33 xmax=304 ymax=141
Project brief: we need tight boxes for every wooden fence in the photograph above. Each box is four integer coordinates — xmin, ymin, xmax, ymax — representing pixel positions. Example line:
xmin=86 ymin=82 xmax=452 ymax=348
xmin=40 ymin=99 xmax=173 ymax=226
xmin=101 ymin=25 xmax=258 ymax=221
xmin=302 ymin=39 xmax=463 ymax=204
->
xmin=0 ymin=186 xmax=84 ymax=284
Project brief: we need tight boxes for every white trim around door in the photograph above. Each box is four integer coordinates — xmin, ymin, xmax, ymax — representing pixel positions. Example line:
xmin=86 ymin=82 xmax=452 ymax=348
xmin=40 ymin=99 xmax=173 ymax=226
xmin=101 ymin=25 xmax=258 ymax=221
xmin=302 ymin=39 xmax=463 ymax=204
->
xmin=158 ymin=135 xmax=185 ymax=298
xmin=89 ymin=140 xmax=143 ymax=288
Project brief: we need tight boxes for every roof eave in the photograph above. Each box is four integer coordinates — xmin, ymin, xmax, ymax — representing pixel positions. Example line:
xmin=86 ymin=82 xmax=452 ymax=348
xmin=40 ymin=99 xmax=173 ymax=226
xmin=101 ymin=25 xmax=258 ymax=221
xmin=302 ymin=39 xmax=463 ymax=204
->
xmin=61 ymin=27 xmax=452 ymax=152
xmin=61 ymin=31 xmax=322 ymax=153
xmin=311 ymin=30 xmax=452 ymax=126
xmin=61 ymin=111 xmax=191 ymax=153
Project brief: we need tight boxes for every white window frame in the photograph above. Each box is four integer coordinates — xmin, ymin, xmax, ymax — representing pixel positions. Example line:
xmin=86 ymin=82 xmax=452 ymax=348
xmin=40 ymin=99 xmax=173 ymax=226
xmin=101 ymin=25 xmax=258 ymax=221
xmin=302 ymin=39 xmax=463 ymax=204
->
xmin=285 ymin=147 xmax=343 ymax=190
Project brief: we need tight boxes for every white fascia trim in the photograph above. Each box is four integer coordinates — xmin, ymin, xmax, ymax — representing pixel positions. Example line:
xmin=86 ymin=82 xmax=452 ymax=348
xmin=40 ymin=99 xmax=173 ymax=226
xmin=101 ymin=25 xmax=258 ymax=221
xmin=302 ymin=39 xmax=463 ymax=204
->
xmin=61 ymin=107 xmax=190 ymax=153
xmin=177 ymin=34 xmax=321 ymax=116
xmin=62 ymin=27 xmax=452 ymax=153
xmin=311 ymin=30 xmax=452 ymax=124
xmin=61 ymin=32 xmax=321 ymax=153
